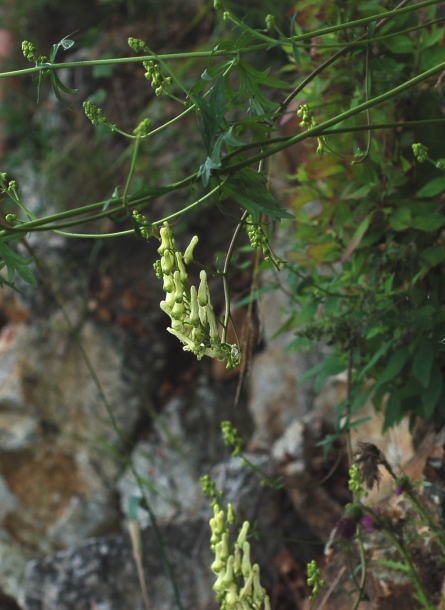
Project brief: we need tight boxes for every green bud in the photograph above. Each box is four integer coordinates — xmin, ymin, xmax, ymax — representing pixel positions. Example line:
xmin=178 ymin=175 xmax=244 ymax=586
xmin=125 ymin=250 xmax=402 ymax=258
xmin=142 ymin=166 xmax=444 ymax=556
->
xmin=128 ymin=37 xmax=147 ymax=53
xmin=189 ymin=285 xmax=200 ymax=326
xmin=241 ymin=541 xmax=251 ymax=577
xmin=265 ymin=14 xmax=276 ymax=30
xmin=5 ymin=214 xmax=16 ymax=223
xmin=198 ymin=270 xmax=209 ymax=306
xmin=226 ymin=583 xmax=238 ymax=606
xmin=158 ymin=223 xmax=174 ymax=254
xmin=183 ymin=235 xmax=198 ymax=264
xmin=172 ymin=271 xmax=183 ymax=303
xmin=206 ymin=304 xmax=220 ymax=342
xmin=227 ymin=503 xmax=236 ymax=524
xmin=171 ymin=300 xmax=185 ymax=320
xmin=0 ymin=173 xmax=8 ymax=182
xmin=214 ymin=0 xmax=223 ymax=9
xmin=163 ymin=274 xmax=175 ymax=293
xmin=22 ymin=40 xmax=37 ymax=62
xmin=221 ymin=556 xmax=235 ymax=587
xmin=161 ymin=250 xmax=175 ymax=275
xmin=134 ymin=117 xmax=152 ymax=137
xmin=237 ymin=521 xmax=249 ymax=547
xmin=175 ymin=251 xmax=188 ymax=284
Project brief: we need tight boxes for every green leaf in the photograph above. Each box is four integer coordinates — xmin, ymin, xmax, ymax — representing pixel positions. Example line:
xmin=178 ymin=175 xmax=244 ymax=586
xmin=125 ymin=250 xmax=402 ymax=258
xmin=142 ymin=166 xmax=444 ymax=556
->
xmin=383 ymin=388 xmax=402 ymax=432
xmin=410 ymin=214 xmax=445 ymax=232
xmin=0 ymin=241 xmax=37 ymax=288
xmin=421 ymin=363 xmax=443 ymax=419
xmin=412 ymin=339 xmax=434 ymax=388
xmin=358 ymin=338 xmax=394 ymax=380
xmin=389 ymin=207 xmax=411 ymax=231
xmin=306 ymin=242 xmax=342 ymax=263
xmin=314 ymin=354 xmax=348 ymax=392
xmin=190 ymin=75 xmax=226 ymax=155
xmin=383 ymin=35 xmax=413 ymax=54
xmin=416 ymin=177 xmax=445 ymax=198
xmin=222 ymin=168 xmax=293 ymax=222
xmin=341 ymin=213 xmax=372 ymax=262
xmin=422 ymin=246 xmax=445 ymax=269
xmin=374 ymin=347 xmax=410 ymax=389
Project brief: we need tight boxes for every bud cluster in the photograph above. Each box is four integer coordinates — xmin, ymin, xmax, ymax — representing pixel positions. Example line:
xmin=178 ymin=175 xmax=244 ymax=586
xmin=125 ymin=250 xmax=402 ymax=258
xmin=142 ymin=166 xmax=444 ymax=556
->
xmin=143 ymin=60 xmax=172 ymax=97
xmin=210 ymin=505 xmax=271 ymax=610
xmin=154 ymin=222 xmax=241 ymax=369
xmin=128 ymin=37 xmax=148 ymax=54
xmin=412 ymin=142 xmax=428 ymax=163
xmin=297 ymin=104 xmax=324 ymax=154
xmin=21 ymin=40 xmax=37 ymax=63
xmin=132 ymin=210 xmax=151 ymax=239
xmin=246 ymin=215 xmax=269 ymax=256
xmin=265 ymin=14 xmax=276 ymax=31
xmin=83 ymin=101 xmax=107 ymax=126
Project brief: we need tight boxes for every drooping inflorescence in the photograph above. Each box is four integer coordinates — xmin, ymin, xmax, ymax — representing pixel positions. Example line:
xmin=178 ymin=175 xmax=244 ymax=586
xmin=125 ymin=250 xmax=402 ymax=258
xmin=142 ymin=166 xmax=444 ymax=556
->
xmin=154 ymin=222 xmax=241 ymax=369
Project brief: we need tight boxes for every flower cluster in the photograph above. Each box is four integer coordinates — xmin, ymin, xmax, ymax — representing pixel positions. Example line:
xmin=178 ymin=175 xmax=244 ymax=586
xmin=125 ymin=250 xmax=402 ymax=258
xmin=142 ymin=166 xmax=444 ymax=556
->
xmin=154 ymin=222 xmax=242 ymax=369
xmin=143 ymin=60 xmax=172 ymax=96
xmin=412 ymin=142 xmax=428 ymax=163
xmin=210 ymin=504 xmax=271 ymax=610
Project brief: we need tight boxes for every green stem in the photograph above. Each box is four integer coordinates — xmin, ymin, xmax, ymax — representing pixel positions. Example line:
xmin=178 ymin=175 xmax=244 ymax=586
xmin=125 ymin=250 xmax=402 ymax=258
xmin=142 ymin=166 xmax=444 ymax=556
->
xmin=1 ymin=0 xmax=439 ymax=81
xmin=388 ymin=532 xmax=435 ymax=610
xmin=404 ymin=488 xmax=445 ymax=555
xmin=223 ymin=56 xmax=445 ymax=173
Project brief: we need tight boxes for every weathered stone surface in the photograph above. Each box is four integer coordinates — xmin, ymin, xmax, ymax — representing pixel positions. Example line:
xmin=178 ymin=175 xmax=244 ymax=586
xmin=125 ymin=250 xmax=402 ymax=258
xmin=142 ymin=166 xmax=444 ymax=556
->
xmin=19 ymin=519 xmax=216 ymax=610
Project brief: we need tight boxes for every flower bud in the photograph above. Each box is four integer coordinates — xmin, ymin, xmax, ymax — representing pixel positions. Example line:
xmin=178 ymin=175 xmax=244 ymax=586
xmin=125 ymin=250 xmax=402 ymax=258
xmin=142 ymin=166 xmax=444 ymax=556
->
xmin=183 ymin=235 xmax=198 ymax=264
xmin=189 ymin=285 xmax=200 ymax=326
xmin=198 ymin=270 xmax=209 ymax=306
xmin=175 ymin=251 xmax=188 ymax=284
xmin=173 ymin=271 xmax=184 ymax=303
xmin=161 ymin=250 xmax=175 ymax=275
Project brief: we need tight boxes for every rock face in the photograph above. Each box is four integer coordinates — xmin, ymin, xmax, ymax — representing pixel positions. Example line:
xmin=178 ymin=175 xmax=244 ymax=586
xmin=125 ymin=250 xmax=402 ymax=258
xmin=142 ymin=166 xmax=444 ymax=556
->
xmin=19 ymin=519 xmax=216 ymax=610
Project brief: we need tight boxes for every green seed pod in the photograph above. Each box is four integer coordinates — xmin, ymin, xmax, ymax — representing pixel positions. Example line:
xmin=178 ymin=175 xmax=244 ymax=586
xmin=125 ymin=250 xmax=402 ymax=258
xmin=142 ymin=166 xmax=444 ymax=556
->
xmin=175 ymin=251 xmax=188 ymax=284
xmin=189 ymin=286 xmax=200 ymax=326
xmin=198 ymin=270 xmax=208 ymax=306
xmin=183 ymin=235 xmax=198 ymax=264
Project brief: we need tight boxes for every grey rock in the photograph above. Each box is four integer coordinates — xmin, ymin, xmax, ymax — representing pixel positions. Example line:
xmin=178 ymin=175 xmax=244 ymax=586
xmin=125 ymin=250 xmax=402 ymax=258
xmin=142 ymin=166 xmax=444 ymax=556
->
xmin=20 ymin=519 xmax=216 ymax=610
